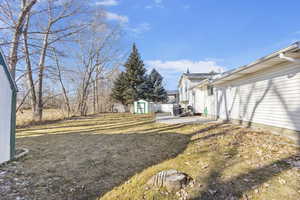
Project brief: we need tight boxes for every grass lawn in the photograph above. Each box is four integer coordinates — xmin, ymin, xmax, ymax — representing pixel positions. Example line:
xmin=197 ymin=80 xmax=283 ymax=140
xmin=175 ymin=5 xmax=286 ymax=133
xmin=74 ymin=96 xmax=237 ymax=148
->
xmin=0 ymin=113 xmax=299 ymax=200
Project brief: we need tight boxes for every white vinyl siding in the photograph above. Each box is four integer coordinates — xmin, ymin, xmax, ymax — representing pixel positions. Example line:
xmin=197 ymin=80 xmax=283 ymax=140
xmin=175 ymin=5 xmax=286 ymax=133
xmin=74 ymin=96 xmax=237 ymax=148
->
xmin=179 ymin=76 xmax=207 ymax=105
xmin=194 ymin=88 xmax=202 ymax=113
xmin=215 ymin=62 xmax=300 ymax=131
xmin=0 ymin=66 xmax=12 ymax=163
xmin=193 ymin=86 xmax=216 ymax=116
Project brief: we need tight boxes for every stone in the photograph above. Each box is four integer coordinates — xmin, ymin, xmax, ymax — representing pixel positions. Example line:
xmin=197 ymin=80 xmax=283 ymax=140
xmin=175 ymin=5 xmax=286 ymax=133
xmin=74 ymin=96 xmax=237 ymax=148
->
xmin=147 ymin=169 xmax=192 ymax=192
xmin=292 ymin=161 xmax=300 ymax=169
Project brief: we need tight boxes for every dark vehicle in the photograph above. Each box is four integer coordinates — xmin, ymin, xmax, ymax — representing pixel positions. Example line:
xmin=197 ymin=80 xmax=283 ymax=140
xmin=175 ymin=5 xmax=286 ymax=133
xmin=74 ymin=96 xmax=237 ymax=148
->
xmin=173 ymin=104 xmax=183 ymax=116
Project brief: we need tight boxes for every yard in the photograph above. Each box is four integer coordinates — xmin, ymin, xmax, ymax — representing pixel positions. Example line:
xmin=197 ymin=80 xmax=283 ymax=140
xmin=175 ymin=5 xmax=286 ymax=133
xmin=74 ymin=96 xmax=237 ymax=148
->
xmin=0 ymin=113 xmax=299 ymax=200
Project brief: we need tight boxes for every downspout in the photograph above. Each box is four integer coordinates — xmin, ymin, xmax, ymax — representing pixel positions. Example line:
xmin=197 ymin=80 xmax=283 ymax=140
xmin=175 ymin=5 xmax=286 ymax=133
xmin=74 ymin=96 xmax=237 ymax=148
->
xmin=10 ymin=89 xmax=17 ymax=159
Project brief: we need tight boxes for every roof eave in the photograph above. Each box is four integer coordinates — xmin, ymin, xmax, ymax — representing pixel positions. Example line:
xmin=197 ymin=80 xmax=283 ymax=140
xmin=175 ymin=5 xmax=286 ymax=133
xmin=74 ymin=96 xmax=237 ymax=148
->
xmin=213 ymin=42 xmax=300 ymax=85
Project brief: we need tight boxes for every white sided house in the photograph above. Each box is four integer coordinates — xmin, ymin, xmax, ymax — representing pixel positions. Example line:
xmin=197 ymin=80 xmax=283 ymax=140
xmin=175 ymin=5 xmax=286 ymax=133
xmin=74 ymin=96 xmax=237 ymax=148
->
xmin=0 ymin=50 xmax=17 ymax=164
xmin=213 ymin=42 xmax=300 ymax=140
xmin=190 ymin=79 xmax=217 ymax=116
xmin=178 ymin=71 xmax=217 ymax=109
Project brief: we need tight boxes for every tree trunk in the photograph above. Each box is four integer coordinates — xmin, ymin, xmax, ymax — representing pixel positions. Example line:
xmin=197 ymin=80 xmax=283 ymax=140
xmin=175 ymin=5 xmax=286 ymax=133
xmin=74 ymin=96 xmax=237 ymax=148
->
xmin=9 ymin=0 xmax=37 ymax=79
xmin=36 ymin=26 xmax=50 ymax=121
xmin=93 ymin=79 xmax=96 ymax=113
xmin=53 ymin=49 xmax=72 ymax=117
xmin=23 ymin=13 xmax=38 ymax=120
xmin=95 ymin=74 xmax=99 ymax=113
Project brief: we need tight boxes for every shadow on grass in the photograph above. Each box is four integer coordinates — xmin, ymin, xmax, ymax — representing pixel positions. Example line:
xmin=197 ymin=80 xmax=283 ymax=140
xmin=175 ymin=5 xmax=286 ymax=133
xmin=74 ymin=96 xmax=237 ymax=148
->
xmin=8 ymin=123 xmax=190 ymax=200
xmin=11 ymin=116 xmax=299 ymax=200
xmin=189 ymin=124 xmax=300 ymax=200
xmin=190 ymin=126 xmax=241 ymax=144
xmin=17 ymin=114 xmax=152 ymax=132
xmin=192 ymin=156 xmax=297 ymax=200
xmin=190 ymin=78 xmax=300 ymax=199
xmin=17 ymin=119 xmax=156 ymax=137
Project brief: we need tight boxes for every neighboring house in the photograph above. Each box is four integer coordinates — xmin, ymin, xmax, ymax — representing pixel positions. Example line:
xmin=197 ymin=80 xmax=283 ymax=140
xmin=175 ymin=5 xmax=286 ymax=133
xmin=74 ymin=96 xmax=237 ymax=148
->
xmin=0 ymin=49 xmax=17 ymax=164
xmin=178 ymin=70 xmax=218 ymax=108
xmin=189 ymin=70 xmax=233 ymax=114
xmin=190 ymin=79 xmax=216 ymax=115
xmin=166 ymin=90 xmax=179 ymax=104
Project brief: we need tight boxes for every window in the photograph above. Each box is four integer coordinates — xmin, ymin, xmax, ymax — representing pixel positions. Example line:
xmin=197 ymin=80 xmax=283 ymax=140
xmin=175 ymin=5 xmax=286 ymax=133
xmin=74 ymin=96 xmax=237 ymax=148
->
xmin=207 ymin=85 xmax=214 ymax=96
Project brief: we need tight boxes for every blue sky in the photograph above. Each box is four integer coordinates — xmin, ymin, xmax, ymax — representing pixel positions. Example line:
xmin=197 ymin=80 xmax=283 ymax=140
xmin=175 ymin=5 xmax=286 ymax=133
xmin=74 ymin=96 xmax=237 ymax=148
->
xmin=95 ymin=0 xmax=300 ymax=90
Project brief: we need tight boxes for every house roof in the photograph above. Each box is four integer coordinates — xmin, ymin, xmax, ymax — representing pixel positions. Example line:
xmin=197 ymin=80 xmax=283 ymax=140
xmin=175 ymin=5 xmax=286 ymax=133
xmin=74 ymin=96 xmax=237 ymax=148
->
xmin=167 ymin=90 xmax=178 ymax=95
xmin=213 ymin=42 xmax=300 ymax=85
xmin=190 ymin=79 xmax=210 ymax=89
xmin=0 ymin=48 xmax=18 ymax=92
xmin=178 ymin=72 xmax=219 ymax=87
xmin=183 ymin=72 xmax=218 ymax=79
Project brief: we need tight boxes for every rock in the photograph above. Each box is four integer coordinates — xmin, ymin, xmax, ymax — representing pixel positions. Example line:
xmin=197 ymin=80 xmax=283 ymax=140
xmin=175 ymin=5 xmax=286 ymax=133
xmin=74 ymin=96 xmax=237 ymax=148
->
xmin=208 ymin=189 xmax=217 ymax=195
xmin=147 ymin=169 xmax=192 ymax=192
xmin=0 ymin=171 xmax=7 ymax=176
xmin=278 ymin=178 xmax=286 ymax=184
xmin=292 ymin=161 xmax=300 ymax=169
xmin=263 ymin=183 xmax=270 ymax=187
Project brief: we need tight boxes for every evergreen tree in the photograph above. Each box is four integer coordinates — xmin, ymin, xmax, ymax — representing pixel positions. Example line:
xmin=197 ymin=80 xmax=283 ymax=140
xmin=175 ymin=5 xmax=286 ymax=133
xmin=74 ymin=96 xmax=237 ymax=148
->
xmin=146 ymin=69 xmax=168 ymax=102
xmin=123 ymin=43 xmax=147 ymax=104
xmin=111 ymin=72 xmax=127 ymax=105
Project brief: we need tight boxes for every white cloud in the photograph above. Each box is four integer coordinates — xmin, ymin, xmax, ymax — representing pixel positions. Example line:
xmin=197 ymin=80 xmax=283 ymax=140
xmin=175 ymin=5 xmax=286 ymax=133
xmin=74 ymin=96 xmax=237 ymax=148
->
xmin=127 ymin=23 xmax=151 ymax=36
xmin=145 ymin=59 xmax=225 ymax=73
xmin=104 ymin=11 xmax=129 ymax=23
xmin=95 ymin=0 xmax=119 ymax=6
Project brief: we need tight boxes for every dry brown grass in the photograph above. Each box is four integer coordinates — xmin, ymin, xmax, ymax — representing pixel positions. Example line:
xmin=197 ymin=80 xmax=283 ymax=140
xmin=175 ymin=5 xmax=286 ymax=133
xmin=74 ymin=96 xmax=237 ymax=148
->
xmin=16 ymin=109 xmax=69 ymax=127
xmin=100 ymin=122 xmax=300 ymax=200
xmin=1 ymin=113 xmax=299 ymax=200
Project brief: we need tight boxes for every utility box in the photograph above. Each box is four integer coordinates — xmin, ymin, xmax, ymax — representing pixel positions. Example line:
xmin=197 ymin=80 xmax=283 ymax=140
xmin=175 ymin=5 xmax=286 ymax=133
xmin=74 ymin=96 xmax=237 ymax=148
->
xmin=133 ymin=99 xmax=154 ymax=114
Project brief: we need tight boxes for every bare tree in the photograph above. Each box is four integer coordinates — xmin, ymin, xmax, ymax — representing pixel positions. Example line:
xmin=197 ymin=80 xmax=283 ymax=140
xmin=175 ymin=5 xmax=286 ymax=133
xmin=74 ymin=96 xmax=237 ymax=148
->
xmin=0 ymin=0 xmax=38 ymax=78
xmin=1 ymin=0 xmax=125 ymax=123
xmin=22 ymin=12 xmax=38 ymax=118
xmin=75 ymin=16 xmax=122 ymax=115
xmin=52 ymin=48 xmax=72 ymax=116
xmin=30 ymin=0 xmax=88 ymax=120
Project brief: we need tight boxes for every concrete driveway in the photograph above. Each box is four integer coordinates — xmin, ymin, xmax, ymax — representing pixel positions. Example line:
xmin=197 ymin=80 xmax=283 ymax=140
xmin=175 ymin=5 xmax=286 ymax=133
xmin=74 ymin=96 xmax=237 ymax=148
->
xmin=155 ymin=114 xmax=216 ymax=124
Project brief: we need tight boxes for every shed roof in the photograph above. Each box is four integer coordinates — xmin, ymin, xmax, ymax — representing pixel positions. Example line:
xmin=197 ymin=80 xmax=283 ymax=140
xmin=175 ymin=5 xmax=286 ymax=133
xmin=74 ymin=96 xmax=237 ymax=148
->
xmin=0 ymin=49 xmax=17 ymax=92
xmin=135 ymin=99 xmax=148 ymax=102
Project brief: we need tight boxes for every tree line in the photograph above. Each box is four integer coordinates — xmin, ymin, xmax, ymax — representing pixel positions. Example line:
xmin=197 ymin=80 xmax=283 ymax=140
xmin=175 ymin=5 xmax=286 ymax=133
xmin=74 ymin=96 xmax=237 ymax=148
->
xmin=111 ymin=44 xmax=167 ymax=109
xmin=0 ymin=0 xmax=124 ymax=121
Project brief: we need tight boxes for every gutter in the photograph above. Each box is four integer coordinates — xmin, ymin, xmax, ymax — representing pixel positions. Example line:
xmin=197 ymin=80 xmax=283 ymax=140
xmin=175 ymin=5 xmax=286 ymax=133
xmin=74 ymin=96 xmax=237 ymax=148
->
xmin=213 ymin=41 xmax=300 ymax=84
xmin=189 ymin=79 xmax=209 ymax=90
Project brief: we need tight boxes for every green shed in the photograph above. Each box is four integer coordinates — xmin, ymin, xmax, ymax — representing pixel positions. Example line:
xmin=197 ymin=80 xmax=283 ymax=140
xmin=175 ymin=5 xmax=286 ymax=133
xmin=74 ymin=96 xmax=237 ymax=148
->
xmin=133 ymin=99 xmax=154 ymax=114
